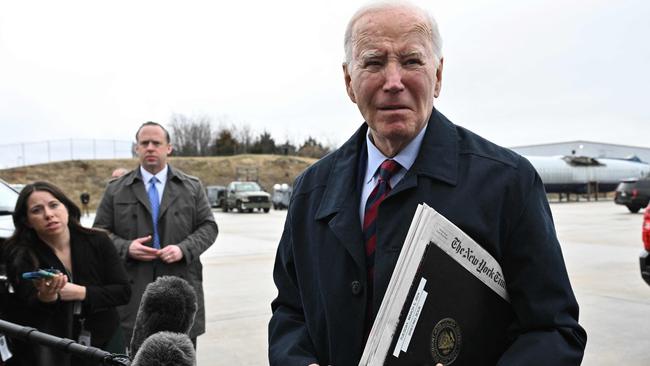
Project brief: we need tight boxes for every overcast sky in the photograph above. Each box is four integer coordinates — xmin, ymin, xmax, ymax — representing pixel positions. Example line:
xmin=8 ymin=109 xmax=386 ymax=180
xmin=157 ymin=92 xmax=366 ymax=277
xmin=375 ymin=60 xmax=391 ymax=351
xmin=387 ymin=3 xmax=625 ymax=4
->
xmin=1 ymin=0 xmax=648 ymax=150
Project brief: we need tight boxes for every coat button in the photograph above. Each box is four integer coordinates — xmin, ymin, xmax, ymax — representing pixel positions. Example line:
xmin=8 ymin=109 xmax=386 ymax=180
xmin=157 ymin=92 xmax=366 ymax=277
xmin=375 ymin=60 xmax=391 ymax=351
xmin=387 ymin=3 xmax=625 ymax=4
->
xmin=351 ymin=280 xmax=363 ymax=296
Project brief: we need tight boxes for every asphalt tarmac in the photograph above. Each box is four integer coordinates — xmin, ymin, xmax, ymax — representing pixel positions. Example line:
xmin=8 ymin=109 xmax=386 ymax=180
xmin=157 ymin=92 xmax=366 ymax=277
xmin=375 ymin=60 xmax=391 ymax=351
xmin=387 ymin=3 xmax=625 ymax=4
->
xmin=135 ymin=200 xmax=650 ymax=365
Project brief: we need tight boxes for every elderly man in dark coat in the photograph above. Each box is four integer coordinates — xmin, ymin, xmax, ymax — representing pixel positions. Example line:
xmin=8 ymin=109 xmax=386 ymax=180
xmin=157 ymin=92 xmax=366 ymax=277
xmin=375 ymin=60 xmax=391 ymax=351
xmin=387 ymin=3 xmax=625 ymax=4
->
xmin=94 ymin=121 xmax=217 ymax=348
xmin=268 ymin=2 xmax=586 ymax=366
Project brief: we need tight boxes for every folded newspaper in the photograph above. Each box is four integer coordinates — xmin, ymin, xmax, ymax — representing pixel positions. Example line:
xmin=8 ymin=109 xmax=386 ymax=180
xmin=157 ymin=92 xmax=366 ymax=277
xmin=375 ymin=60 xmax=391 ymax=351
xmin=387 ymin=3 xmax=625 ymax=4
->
xmin=359 ymin=203 xmax=512 ymax=366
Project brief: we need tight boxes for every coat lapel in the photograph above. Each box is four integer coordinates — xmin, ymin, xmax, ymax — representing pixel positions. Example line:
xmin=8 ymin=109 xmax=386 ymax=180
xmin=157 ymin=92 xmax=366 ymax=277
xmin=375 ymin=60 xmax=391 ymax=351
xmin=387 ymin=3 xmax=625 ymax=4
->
xmin=406 ymin=109 xmax=459 ymax=187
xmin=158 ymin=168 xmax=180 ymax=219
xmin=315 ymin=126 xmax=368 ymax=271
xmin=69 ymin=228 xmax=85 ymax=279
xmin=386 ymin=109 xmax=460 ymax=200
xmin=127 ymin=169 xmax=154 ymax=216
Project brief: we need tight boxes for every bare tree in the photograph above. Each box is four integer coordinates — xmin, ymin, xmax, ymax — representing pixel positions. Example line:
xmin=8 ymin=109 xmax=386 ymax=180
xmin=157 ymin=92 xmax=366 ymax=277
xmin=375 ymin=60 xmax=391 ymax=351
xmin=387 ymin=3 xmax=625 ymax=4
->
xmin=170 ymin=113 xmax=213 ymax=156
xmin=234 ymin=123 xmax=254 ymax=154
xmin=169 ymin=114 xmax=332 ymax=158
xmin=193 ymin=115 xmax=213 ymax=156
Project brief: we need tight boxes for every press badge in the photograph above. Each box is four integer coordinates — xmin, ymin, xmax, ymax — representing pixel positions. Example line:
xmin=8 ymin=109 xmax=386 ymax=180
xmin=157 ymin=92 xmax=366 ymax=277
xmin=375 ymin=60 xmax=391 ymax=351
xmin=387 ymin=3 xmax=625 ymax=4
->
xmin=78 ymin=330 xmax=91 ymax=346
xmin=0 ymin=334 xmax=13 ymax=361
xmin=78 ymin=319 xmax=91 ymax=346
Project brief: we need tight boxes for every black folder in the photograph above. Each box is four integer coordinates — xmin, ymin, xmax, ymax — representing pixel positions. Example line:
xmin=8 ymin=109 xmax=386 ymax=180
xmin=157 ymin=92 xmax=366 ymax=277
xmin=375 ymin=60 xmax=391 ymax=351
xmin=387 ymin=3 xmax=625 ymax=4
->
xmin=384 ymin=241 xmax=514 ymax=366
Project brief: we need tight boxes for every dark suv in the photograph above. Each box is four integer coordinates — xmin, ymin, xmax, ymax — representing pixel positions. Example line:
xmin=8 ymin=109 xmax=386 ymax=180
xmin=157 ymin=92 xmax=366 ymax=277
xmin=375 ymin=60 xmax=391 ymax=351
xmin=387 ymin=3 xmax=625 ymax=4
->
xmin=615 ymin=178 xmax=650 ymax=213
xmin=206 ymin=185 xmax=226 ymax=208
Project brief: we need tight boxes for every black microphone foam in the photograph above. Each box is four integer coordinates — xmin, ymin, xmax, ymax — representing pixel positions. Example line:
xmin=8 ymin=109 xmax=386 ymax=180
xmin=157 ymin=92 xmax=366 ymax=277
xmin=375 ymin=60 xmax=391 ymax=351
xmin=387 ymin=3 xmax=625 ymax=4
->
xmin=130 ymin=331 xmax=195 ymax=366
xmin=129 ymin=276 xmax=197 ymax=356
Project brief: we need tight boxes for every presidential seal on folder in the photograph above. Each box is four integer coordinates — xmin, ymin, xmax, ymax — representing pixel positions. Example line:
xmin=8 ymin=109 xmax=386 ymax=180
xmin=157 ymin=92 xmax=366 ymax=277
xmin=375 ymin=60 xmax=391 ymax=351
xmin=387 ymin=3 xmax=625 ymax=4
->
xmin=430 ymin=317 xmax=462 ymax=365
xmin=359 ymin=204 xmax=514 ymax=366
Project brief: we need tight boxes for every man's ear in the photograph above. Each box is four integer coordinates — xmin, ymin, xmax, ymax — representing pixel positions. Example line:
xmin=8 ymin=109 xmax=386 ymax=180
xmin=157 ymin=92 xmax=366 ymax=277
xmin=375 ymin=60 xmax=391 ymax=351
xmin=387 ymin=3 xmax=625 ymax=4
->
xmin=343 ymin=62 xmax=357 ymax=104
xmin=167 ymin=144 xmax=173 ymax=155
xmin=434 ymin=57 xmax=444 ymax=98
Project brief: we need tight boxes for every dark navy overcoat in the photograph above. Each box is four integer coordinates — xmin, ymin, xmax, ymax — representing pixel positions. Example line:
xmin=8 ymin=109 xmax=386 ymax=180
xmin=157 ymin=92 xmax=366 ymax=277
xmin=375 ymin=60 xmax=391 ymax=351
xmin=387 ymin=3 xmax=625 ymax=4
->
xmin=269 ymin=109 xmax=586 ymax=366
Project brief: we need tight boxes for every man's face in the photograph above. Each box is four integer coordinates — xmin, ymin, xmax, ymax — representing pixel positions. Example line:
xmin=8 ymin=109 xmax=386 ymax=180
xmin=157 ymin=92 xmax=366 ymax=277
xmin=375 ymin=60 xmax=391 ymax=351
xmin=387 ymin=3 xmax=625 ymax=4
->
xmin=343 ymin=7 xmax=443 ymax=156
xmin=135 ymin=125 xmax=172 ymax=174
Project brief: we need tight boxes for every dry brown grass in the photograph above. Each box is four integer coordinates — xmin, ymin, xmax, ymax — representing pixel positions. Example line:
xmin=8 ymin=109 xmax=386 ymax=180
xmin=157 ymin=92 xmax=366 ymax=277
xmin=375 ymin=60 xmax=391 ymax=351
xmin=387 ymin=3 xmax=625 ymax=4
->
xmin=0 ymin=155 xmax=317 ymax=211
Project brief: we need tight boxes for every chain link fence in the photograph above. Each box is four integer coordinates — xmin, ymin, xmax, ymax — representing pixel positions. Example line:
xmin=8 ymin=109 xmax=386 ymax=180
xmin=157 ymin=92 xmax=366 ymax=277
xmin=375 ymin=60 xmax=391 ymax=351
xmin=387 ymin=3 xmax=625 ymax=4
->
xmin=0 ymin=139 xmax=134 ymax=169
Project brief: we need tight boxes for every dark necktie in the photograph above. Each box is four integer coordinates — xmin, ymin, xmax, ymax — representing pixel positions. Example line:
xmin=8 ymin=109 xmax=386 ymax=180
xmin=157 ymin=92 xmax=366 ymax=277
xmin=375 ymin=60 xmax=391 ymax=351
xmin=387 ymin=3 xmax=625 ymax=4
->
xmin=363 ymin=159 xmax=401 ymax=324
xmin=147 ymin=177 xmax=161 ymax=249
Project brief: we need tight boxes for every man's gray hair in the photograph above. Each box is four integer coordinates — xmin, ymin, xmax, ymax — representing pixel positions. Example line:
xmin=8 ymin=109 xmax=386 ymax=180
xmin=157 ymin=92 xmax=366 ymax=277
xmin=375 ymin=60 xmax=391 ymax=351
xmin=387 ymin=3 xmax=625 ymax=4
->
xmin=343 ymin=1 xmax=443 ymax=65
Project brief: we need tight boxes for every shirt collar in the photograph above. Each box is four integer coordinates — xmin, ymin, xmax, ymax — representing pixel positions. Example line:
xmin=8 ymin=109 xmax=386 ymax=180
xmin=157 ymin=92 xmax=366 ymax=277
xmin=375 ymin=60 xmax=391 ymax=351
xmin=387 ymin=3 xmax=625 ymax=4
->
xmin=140 ymin=165 xmax=168 ymax=185
xmin=364 ymin=123 xmax=428 ymax=183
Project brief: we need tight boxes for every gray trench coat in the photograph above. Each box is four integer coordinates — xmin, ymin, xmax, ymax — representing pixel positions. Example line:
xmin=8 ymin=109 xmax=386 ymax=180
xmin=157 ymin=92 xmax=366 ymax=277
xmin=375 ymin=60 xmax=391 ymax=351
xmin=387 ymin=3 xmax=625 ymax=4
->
xmin=94 ymin=165 xmax=218 ymax=339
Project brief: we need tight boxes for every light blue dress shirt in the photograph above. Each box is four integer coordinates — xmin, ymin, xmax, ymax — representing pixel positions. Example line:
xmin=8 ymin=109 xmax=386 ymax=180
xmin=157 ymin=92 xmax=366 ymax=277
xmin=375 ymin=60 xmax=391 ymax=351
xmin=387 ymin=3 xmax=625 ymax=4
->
xmin=140 ymin=165 xmax=168 ymax=204
xmin=359 ymin=124 xmax=427 ymax=226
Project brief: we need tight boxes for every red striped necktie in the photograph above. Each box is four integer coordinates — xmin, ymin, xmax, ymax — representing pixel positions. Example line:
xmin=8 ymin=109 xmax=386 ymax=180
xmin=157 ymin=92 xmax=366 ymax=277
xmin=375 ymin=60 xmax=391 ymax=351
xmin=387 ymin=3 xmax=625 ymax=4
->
xmin=363 ymin=159 xmax=401 ymax=321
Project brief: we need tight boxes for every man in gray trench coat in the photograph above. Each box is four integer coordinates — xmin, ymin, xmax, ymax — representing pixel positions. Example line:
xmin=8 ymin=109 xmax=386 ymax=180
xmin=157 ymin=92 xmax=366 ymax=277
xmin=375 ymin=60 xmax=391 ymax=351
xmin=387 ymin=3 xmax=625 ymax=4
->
xmin=94 ymin=121 xmax=218 ymax=348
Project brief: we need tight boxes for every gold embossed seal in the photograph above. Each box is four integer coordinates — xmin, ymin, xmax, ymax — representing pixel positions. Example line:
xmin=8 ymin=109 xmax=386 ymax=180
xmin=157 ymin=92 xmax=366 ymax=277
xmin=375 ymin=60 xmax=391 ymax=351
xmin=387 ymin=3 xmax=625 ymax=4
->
xmin=430 ymin=318 xmax=462 ymax=365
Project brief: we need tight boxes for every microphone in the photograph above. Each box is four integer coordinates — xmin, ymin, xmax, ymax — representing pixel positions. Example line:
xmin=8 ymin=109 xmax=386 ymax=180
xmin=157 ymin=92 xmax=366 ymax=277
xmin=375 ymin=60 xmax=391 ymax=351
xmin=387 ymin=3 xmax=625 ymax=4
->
xmin=130 ymin=331 xmax=195 ymax=366
xmin=129 ymin=276 xmax=197 ymax=356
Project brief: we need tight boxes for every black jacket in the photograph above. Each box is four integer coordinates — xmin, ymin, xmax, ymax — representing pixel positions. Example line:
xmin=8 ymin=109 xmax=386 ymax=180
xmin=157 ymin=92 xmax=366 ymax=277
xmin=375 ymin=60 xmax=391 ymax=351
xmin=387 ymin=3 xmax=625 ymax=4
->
xmin=269 ymin=109 xmax=587 ymax=365
xmin=3 ymin=226 xmax=131 ymax=366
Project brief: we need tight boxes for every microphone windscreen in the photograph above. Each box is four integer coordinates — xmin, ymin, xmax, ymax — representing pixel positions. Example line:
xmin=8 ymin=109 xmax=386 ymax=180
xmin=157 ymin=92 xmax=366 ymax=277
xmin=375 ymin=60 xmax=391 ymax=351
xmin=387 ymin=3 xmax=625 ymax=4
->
xmin=130 ymin=276 xmax=198 ymax=356
xmin=131 ymin=331 xmax=195 ymax=366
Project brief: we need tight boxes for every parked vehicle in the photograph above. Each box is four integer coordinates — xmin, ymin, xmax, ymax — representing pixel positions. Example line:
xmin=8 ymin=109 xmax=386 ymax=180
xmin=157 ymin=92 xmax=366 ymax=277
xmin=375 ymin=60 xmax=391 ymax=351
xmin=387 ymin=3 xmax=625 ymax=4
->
xmin=614 ymin=177 xmax=650 ymax=213
xmin=206 ymin=185 xmax=226 ymax=208
xmin=9 ymin=183 xmax=25 ymax=192
xmin=641 ymin=207 xmax=650 ymax=286
xmin=0 ymin=179 xmax=19 ymax=243
xmin=272 ymin=183 xmax=292 ymax=210
xmin=223 ymin=181 xmax=271 ymax=213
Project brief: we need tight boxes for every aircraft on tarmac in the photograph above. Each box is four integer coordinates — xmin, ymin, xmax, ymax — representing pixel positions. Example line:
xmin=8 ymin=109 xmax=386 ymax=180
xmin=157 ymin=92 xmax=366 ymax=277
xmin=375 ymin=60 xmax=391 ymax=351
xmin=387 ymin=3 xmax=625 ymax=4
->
xmin=525 ymin=155 xmax=650 ymax=194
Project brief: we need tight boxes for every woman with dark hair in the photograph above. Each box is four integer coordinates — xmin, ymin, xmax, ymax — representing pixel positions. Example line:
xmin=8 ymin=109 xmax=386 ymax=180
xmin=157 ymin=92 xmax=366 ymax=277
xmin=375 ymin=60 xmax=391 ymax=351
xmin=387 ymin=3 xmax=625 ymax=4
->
xmin=1 ymin=181 xmax=131 ymax=366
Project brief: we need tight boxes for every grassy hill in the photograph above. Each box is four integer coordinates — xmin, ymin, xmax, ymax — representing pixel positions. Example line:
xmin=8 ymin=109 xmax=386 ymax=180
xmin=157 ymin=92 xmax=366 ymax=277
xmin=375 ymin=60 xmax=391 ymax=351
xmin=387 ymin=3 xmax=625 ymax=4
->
xmin=0 ymin=155 xmax=317 ymax=211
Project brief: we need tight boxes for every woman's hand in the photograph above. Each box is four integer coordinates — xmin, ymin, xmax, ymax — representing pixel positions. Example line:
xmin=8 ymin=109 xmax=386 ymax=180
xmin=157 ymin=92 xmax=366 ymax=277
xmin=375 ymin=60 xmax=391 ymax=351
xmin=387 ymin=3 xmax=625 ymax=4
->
xmin=59 ymin=282 xmax=87 ymax=301
xmin=34 ymin=273 xmax=68 ymax=303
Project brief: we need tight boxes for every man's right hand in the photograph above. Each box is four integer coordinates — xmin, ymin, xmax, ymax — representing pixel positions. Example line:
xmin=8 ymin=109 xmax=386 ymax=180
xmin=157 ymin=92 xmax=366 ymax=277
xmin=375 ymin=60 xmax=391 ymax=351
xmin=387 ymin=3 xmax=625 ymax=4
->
xmin=128 ymin=235 xmax=160 ymax=261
